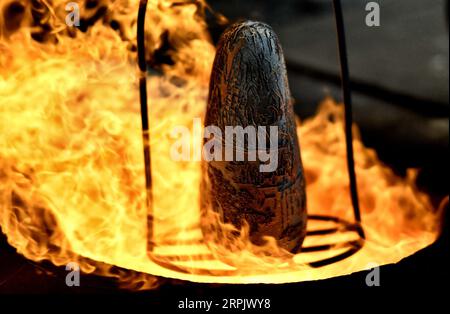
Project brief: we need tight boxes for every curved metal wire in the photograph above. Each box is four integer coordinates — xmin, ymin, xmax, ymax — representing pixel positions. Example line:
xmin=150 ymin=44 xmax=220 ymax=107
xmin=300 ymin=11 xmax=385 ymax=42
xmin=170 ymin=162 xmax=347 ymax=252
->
xmin=137 ymin=0 xmax=155 ymax=252
xmin=332 ymin=0 xmax=365 ymax=240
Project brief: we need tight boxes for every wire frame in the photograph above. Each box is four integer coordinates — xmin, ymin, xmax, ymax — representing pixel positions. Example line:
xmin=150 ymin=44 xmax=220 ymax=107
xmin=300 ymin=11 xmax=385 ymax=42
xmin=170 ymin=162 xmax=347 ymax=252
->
xmin=136 ymin=0 xmax=366 ymax=275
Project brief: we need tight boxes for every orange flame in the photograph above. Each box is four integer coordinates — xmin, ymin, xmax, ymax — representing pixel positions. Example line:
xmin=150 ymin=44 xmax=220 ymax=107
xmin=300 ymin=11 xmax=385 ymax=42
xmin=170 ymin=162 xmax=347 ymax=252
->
xmin=0 ymin=0 xmax=442 ymax=289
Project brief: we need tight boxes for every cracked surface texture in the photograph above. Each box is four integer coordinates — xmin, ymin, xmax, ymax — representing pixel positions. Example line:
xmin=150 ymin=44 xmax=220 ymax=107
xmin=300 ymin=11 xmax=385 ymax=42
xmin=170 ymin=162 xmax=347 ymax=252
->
xmin=202 ymin=21 xmax=307 ymax=253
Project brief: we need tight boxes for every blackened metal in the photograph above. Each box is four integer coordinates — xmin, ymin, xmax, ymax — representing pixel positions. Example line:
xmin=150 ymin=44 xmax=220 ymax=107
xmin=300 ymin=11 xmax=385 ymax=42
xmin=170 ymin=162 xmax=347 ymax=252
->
xmin=149 ymin=214 xmax=363 ymax=273
xmin=301 ymin=241 xmax=360 ymax=253
xmin=137 ymin=0 xmax=154 ymax=251
xmin=332 ymin=0 xmax=365 ymax=239
xmin=308 ymin=245 xmax=363 ymax=268
xmin=303 ymin=215 xmax=363 ymax=267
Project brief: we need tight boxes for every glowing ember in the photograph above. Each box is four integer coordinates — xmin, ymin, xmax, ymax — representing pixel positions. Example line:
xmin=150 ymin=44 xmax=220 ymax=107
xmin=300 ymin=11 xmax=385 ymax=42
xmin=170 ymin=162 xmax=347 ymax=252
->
xmin=0 ymin=0 xmax=441 ymax=289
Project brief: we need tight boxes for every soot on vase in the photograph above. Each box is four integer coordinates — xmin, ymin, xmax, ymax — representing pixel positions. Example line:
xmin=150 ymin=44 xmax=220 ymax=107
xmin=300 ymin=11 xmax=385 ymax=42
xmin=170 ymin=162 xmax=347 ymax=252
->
xmin=201 ymin=21 xmax=307 ymax=253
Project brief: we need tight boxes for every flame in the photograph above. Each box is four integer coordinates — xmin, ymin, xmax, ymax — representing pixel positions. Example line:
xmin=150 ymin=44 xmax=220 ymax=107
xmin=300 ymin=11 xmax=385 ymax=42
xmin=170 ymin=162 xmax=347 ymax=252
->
xmin=0 ymin=0 xmax=443 ymax=289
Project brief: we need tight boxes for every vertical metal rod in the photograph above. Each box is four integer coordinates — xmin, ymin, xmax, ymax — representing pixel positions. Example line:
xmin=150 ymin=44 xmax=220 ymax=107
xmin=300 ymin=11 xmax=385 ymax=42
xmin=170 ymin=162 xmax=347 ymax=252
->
xmin=332 ymin=0 xmax=365 ymax=239
xmin=137 ymin=0 xmax=155 ymax=251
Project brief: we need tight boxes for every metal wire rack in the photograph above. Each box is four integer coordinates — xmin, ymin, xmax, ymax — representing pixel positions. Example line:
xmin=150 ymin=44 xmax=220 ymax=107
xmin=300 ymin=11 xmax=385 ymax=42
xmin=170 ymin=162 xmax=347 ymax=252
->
xmin=137 ymin=0 xmax=366 ymax=275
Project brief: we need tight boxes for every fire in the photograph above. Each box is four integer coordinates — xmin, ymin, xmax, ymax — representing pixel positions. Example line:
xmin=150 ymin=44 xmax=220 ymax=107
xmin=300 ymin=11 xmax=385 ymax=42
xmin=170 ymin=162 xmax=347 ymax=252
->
xmin=0 ymin=0 xmax=443 ymax=289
